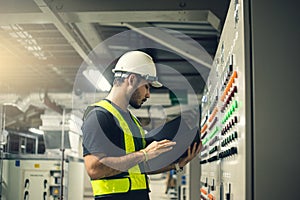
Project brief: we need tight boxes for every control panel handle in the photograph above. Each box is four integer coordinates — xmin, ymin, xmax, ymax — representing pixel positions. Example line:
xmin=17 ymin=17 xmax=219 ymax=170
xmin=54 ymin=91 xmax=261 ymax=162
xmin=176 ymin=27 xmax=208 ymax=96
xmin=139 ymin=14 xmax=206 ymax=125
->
xmin=211 ymin=179 xmax=215 ymax=191
xmin=44 ymin=179 xmax=47 ymax=189
xmin=226 ymin=183 xmax=232 ymax=200
xmin=24 ymin=191 xmax=29 ymax=200
xmin=24 ymin=179 xmax=29 ymax=188
xmin=43 ymin=192 xmax=47 ymax=200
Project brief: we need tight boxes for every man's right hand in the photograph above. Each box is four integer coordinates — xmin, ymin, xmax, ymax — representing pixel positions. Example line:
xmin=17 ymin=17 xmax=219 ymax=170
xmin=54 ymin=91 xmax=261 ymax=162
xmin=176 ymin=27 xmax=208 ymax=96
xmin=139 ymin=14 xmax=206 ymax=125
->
xmin=143 ymin=139 xmax=176 ymax=160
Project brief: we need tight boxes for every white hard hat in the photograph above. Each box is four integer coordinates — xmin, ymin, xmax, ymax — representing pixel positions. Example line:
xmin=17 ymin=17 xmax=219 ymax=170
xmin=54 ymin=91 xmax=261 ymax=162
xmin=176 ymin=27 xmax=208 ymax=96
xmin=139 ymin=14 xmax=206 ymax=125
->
xmin=112 ymin=51 xmax=162 ymax=87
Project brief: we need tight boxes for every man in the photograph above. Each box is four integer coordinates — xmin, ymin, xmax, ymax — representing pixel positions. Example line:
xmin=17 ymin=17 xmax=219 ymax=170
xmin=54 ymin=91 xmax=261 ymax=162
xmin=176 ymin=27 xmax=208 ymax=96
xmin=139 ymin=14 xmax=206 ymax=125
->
xmin=82 ymin=51 xmax=202 ymax=200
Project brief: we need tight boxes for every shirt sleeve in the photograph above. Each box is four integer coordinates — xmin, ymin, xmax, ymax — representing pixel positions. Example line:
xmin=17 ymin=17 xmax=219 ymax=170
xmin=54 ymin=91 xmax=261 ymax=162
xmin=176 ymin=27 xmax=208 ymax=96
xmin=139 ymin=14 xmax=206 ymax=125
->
xmin=82 ymin=108 xmax=125 ymax=157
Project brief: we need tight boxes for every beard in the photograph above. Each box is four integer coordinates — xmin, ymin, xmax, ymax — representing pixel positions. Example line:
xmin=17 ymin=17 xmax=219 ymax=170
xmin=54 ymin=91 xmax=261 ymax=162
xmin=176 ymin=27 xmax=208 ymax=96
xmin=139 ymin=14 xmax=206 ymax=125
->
xmin=129 ymin=89 xmax=146 ymax=109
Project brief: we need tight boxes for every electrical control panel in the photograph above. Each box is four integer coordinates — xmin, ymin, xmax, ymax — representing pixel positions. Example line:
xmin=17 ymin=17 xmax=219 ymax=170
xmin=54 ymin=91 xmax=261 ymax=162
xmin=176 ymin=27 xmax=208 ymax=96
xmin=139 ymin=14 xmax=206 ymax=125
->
xmin=2 ymin=158 xmax=62 ymax=200
xmin=1 ymin=156 xmax=84 ymax=200
xmin=200 ymin=0 xmax=246 ymax=199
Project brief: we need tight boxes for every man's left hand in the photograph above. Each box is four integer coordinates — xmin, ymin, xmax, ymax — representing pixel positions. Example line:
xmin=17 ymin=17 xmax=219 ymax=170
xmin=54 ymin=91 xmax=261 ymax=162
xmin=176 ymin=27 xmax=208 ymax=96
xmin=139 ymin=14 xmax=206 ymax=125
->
xmin=178 ymin=141 xmax=203 ymax=168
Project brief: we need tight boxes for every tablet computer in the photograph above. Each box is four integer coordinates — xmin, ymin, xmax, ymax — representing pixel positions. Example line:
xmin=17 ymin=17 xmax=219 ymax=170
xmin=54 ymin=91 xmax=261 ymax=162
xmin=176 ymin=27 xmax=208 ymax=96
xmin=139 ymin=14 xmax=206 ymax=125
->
xmin=145 ymin=115 xmax=200 ymax=171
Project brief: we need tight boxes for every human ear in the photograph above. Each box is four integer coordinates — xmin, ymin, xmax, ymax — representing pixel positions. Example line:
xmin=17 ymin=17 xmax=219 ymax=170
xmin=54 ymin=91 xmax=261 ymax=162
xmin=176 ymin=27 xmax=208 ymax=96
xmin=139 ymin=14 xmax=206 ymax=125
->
xmin=128 ymin=74 xmax=136 ymax=86
xmin=129 ymin=74 xmax=141 ymax=86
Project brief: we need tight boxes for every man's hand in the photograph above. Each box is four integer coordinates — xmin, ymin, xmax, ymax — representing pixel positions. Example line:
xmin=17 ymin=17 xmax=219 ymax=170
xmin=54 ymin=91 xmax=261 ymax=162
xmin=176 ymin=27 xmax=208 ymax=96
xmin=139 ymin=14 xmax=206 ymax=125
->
xmin=143 ymin=139 xmax=176 ymax=160
xmin=178 ymin=141 xmax=202 ymax=168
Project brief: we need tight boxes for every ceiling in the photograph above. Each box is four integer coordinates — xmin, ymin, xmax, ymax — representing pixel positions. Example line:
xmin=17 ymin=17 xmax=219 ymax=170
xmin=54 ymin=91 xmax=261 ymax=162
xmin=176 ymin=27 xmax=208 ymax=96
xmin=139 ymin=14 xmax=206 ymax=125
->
xmin=0 ymin=0 xmax=230 ymax=130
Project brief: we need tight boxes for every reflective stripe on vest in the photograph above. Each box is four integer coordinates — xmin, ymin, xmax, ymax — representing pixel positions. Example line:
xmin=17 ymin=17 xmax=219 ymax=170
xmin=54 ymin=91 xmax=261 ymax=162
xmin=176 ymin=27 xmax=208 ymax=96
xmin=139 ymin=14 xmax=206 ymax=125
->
xmin=90 ymin=100 xmax=147 ymax=196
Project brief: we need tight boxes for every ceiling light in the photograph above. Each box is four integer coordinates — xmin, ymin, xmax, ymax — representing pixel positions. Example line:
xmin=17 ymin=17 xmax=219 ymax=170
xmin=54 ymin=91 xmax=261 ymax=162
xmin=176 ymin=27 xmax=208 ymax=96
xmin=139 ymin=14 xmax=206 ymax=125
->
xmin=108 ymin=45 xmax=130 ymax=50
xmin=29 ymin=128 xmax=44 ymax=135
xmin=83 ymin=66 xmax=111 ymax=92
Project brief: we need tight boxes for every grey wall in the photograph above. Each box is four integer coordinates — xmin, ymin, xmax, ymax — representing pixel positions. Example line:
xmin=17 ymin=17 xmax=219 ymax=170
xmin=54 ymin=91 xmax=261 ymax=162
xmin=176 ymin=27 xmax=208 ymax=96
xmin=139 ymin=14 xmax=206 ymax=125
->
xmin=247 ymin=0 xmax=300 ymax=199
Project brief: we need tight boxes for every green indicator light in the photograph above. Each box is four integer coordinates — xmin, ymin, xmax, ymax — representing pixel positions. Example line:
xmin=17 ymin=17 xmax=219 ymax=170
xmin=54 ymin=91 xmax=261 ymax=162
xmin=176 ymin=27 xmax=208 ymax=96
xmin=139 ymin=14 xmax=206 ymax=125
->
xmin=234 ymin=100 xmax=238 ymax=108
xmin=231 ymin=104 xmax=235 ymax=112
xmin=209 ymin=126 xmax=220 ymax=140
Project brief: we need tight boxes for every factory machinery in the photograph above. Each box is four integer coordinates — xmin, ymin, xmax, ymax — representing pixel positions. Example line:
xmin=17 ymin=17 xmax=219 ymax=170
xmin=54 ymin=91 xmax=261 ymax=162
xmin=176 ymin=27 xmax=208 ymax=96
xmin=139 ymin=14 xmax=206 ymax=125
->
xmin=0 ymin=110 xmax=89 ymax=200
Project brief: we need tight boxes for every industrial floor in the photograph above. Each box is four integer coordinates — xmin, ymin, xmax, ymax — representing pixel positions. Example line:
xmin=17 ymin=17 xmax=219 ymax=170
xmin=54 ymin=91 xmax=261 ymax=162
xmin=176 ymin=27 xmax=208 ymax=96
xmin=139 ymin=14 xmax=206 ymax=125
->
xmin=149 ymin=174 xmax=172 ymax=200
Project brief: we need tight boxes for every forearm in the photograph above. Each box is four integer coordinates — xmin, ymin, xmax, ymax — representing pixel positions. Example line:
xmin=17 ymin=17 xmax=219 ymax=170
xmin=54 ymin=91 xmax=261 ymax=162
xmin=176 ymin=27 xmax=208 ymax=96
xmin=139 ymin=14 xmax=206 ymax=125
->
xmin=100 ymin=151 xmax=145 ymax=172
xmin=85 ymin=139 xmax=177 ymax=179
xmin=85 ymin=151 xmax=145 ymax=179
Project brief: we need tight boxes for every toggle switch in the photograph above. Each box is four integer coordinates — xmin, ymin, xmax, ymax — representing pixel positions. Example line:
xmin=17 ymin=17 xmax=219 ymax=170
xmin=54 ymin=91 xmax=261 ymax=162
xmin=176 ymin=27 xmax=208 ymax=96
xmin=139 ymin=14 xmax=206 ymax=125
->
xmin=226 ymin=193 xmax=231 ymax=200
xmin=44 ymin=180 xmax=47 ymax=189
xmin=225 ymin=183 xmax=232 ymax=200
xmin=24 ymin=191 xmax=29 ymax=200
xmin=211 ymin=179 xmax=215 ymax=191
xmin=24 ymin=179 xmax=29 ymax=188
xmin=43 ymin=192 xmax=47 ymax=200
xmin=234 ymin=116 xmax=238 ymax=124
xmin=234 ymin=131 xmax=238 ymax=139
xmin=230 ymin=147 xmax=238 ymax=155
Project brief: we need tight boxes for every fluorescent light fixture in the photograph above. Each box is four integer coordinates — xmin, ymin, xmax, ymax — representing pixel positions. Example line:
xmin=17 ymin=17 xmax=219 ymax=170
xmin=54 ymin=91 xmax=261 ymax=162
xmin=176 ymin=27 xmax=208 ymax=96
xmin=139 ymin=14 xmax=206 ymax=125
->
xmin=108 ymin=45 xmax=130 ymax=50
xmin=29 ymin=128 xmax=44 ymax=135
xmin=5 ymin=25 xmax=47 ymax=60
xmin=83 ymin=66 xmax=111 ymax=91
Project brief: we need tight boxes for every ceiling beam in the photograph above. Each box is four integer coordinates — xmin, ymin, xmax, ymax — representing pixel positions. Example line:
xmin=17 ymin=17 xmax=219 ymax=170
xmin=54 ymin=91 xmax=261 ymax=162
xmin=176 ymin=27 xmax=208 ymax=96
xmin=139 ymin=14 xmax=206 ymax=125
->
xmin=125 ymin=22 xmax=212 ymax=70
xmin=74 ymin=23 xmax=113 ymax=60
xmin=0 ymin=0 xmax=229 ymax=19
xmin=74 ymin=23 xmax=102 ymax=50
xmin=0 ymin=10 xmax=220 ymax=31
xmin=33 ymin=0 xmax=93 ymax=65
xmin=61 ymin=10 xmax=220 ymax=28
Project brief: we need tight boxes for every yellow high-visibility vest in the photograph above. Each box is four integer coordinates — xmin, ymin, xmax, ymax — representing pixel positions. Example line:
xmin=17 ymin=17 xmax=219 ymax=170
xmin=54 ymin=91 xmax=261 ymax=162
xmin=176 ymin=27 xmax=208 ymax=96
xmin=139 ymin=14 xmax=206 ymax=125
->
xmin=90 ymin=100 xmax=148 ymax=196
